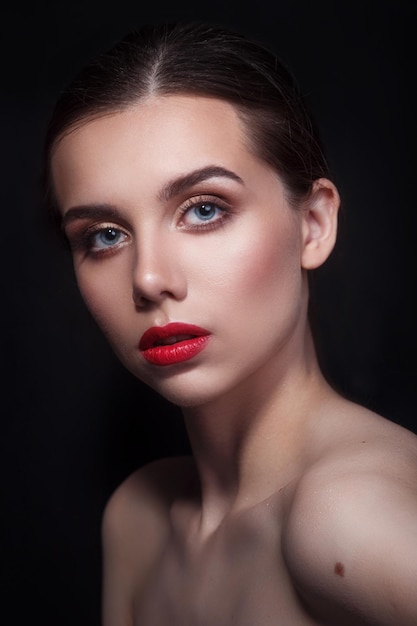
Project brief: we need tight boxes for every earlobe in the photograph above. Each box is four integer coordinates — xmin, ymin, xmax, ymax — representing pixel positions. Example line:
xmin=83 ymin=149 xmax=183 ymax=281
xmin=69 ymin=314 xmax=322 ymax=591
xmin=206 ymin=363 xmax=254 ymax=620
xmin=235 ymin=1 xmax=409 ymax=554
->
xmin=301 ymin=178 xmax=340 ymax=270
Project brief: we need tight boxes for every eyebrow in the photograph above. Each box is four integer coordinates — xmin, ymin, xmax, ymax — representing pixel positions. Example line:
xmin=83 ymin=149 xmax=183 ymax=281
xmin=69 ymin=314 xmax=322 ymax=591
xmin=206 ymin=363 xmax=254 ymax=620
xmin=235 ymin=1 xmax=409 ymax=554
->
xmin=62 ymin=205 xmax=121 ymax=229
xmin=159 ymin=165 xmax=244 ymax=201
xmin=62 ymin=165 xmax=244 ymax=228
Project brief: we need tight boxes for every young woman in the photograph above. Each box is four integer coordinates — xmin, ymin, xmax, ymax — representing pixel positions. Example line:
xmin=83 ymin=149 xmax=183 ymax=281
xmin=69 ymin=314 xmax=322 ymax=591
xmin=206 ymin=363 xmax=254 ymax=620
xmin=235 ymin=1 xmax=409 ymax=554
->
xmin=44 ymin=22 xmax=417 ymax=625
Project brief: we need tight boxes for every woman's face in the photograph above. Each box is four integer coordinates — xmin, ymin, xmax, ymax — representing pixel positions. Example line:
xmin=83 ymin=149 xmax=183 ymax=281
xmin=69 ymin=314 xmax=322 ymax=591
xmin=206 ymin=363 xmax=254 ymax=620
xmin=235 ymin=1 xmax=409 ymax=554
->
xmin=51 ymin=95 xmax=310 ymax=407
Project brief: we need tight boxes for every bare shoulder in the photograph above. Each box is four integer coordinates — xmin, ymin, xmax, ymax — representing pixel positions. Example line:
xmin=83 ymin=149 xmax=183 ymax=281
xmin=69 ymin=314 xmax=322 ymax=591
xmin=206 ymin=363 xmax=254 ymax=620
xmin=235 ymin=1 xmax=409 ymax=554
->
xmin=283 ymin=402 xmax=417 ymax=625
xmin=102 ymin=455 xmax=196 ymax=529
xmin=101 ymin=455 xmax=196 ymax=626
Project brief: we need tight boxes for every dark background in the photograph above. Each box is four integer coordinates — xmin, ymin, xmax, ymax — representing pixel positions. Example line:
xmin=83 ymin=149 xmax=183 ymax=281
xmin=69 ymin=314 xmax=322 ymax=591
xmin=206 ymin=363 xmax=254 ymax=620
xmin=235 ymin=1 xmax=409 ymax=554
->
xmin=2 ymin=0 xmax=416 ymax=624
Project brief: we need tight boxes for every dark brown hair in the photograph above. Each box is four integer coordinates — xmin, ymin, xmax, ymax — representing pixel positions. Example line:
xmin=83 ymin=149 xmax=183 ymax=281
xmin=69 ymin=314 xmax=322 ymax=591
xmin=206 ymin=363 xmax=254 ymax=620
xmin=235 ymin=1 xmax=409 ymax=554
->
xmin=44 ymin=21 xmax=330 ymax=219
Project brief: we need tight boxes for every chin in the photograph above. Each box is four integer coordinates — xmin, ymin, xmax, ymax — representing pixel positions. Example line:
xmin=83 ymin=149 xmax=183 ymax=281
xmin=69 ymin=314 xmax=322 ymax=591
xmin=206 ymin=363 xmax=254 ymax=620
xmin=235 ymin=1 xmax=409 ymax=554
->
xmin=139 ymin=370 xmax=230 ymax=409
xmin=150 ymin=383 xmax=219 ymax=409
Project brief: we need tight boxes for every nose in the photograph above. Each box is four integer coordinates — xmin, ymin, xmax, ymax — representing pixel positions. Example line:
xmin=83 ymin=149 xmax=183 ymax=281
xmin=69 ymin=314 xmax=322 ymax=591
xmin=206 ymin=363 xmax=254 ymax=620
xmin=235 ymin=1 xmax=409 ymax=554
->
xmin=131 ymin=234 xmax=187 ymax=307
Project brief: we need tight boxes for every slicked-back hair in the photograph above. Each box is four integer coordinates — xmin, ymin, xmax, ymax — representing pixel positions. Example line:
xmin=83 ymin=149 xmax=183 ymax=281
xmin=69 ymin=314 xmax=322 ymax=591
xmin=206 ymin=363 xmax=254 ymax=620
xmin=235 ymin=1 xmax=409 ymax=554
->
xmin=43 ymin=21 xmax=330 ymax=220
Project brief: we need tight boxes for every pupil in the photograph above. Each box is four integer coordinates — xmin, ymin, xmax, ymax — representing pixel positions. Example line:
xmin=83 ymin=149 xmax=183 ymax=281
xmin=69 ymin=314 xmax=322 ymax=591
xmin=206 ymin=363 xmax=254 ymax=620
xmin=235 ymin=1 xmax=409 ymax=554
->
xmin=198 ymin=204 xmax=215 ymax=219
xmin=103 ymin=228 xmax=117 ymax=241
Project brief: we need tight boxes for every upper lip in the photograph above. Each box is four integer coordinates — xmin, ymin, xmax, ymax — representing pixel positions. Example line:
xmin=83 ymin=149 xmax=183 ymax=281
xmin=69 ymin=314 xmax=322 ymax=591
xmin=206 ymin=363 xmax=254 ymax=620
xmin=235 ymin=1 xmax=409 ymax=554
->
xmin=139 ymin=322 xmax=210 ymax=351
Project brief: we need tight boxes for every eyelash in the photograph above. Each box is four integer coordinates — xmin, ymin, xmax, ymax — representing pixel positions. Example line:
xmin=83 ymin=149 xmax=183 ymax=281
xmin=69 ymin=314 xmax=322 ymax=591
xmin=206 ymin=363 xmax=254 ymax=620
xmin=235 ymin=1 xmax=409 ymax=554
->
xmin=69 ymin=196 xmax=233 ymax=258
xmin=69 ymin=224 xmax=129 ymax=257
xmin=178 ymin=195 xmax=232 ymax=231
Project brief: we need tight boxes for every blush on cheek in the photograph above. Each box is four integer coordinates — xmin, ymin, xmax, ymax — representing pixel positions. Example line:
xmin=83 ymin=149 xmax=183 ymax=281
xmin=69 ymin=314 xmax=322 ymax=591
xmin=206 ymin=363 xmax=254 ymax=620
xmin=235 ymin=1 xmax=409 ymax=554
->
xmin=212 ymin=224 xmax=305 ymax=357
xmin=225 ymin=224 xmax=301 ymax=295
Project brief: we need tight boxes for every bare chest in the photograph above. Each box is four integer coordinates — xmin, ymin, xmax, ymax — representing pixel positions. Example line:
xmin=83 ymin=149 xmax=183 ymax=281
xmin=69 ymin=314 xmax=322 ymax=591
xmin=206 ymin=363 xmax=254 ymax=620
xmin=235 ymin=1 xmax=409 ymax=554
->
xmin=132 ymin=503 xmax=319 ymax=626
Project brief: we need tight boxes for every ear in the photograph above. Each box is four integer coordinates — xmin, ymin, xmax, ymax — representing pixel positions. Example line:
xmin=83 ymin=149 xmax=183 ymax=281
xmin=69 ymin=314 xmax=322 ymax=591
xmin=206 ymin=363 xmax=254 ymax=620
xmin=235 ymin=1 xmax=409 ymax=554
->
xmin=300 ymin=178 xmax=340 ymax=270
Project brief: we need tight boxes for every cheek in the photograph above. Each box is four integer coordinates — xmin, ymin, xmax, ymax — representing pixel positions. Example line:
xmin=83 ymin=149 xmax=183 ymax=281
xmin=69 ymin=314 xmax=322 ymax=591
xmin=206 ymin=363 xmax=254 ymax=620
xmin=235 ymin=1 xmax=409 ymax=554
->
xmin=201 ymin=222 xmax=302 ymax=306
xmin=74 ymin=260 xmax=132 ymax=339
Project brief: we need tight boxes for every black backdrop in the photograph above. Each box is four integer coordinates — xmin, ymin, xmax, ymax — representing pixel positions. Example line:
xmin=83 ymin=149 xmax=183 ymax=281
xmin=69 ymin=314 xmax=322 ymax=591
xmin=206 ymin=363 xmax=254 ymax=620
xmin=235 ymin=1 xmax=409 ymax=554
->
xmin=2 ymin=1 xmax=416 ymax=624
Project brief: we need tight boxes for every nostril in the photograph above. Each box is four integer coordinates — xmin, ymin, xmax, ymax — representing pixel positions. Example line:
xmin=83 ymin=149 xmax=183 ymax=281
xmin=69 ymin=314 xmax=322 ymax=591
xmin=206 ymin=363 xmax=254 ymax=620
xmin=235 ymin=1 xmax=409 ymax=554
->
xmin=132 ymin=291 xmax=150 ymax=308
xmin=132 ymin=287 xmax=174 ymax=309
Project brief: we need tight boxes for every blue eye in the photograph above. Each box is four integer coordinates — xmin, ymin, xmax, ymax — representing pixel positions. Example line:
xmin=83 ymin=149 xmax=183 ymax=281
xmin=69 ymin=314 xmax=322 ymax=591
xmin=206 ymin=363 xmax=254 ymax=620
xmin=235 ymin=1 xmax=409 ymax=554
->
xmin=90 ymin=227 xmax=126 ymax=249
xmin=184 ymin=202 xmax=225 ymax=226
xmin=194 ymin=203 xmax=218 ymax=221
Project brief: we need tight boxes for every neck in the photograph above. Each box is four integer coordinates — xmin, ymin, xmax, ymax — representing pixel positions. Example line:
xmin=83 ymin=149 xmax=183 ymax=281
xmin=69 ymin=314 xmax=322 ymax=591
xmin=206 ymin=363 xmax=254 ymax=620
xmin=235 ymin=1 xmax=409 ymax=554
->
xmin=181 ymin=327 xmax=333 ymax=531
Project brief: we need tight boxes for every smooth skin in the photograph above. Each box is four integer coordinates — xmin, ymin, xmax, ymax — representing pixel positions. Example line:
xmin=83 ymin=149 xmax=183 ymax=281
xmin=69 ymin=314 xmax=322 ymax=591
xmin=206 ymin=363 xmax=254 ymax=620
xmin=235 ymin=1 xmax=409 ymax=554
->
xmin=51 ymin=95 xmax=417 ymax=625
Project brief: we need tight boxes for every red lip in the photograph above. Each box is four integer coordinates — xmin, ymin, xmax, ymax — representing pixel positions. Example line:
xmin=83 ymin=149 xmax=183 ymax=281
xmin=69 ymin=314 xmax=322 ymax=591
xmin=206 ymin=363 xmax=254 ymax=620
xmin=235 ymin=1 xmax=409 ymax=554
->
xmin=139 ymin=323 xmax=211 ymax=366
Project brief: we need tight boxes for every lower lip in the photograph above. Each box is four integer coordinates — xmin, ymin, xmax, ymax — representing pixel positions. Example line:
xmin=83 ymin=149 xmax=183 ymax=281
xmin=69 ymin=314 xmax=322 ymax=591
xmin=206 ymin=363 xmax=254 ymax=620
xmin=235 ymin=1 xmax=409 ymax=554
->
xmin=140 ymin=335 xmax=210 ymax=366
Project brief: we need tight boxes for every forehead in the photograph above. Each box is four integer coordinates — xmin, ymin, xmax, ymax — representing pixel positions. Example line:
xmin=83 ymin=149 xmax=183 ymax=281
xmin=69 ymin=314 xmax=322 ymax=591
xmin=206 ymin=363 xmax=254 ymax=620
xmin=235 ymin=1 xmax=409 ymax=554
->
xmin=50 ymin=94 xmax=276 ymax=210
xmin=52 ymin=95 xmax=246 ymax=168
